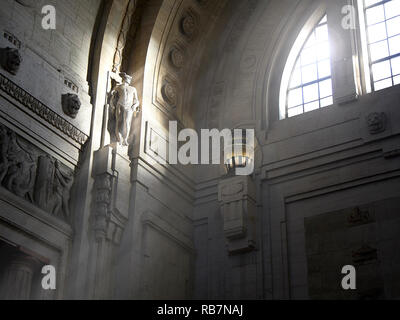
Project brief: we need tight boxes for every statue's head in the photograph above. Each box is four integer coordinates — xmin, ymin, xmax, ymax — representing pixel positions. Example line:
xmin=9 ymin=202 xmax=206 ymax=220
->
xmin=62 ymin=93 xmax=81 ymax=119
xmin=1 ymin=47 xmax=22 ymax=75
xmin=119 ymin=72 xmax=132 ymax=85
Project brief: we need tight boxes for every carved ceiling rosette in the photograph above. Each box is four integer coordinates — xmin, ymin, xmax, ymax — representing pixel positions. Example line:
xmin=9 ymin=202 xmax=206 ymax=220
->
xmin=169 ymin=46 xmax=186 ymax=70
xmin=161 ymin=81 xmax=178 ymax=108
xmin=180 ymin=9 xmax=199 ymax=40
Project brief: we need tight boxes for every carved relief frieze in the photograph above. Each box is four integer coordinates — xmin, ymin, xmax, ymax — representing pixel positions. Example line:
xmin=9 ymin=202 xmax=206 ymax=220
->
xmin=0 ymin=123 xmax=74 ymax=222
xmin=0 ymin=73 xmax=89 ymax=145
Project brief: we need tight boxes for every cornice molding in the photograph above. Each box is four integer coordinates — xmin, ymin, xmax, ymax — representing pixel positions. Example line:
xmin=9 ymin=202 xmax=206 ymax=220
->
xmin=0 ymin=73 xmax=89 ymax=145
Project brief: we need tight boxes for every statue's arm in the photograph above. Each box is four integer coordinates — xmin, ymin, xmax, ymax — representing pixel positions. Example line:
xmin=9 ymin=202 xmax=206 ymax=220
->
xmin=132 ymin=88 xmax=140 ymax=111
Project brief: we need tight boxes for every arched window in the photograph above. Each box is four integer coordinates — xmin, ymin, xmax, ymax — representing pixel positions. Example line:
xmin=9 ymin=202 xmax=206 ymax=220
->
xmin=360 ymin=0 xmax=400 ymax=91
xmin=280 ymin=15 xmax=333 ymax=119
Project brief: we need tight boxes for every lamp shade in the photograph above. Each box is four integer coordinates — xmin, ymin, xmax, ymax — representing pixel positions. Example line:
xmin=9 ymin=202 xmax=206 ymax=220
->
xmin=224 ymin=130 xmax=254 ymax=175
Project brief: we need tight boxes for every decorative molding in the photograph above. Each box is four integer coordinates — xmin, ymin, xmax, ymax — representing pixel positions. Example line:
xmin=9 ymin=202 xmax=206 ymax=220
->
xmin=352 ymin=245 xmax=378 ymax=266
xmin=347 ymin=207 xmax=374 ymax=227
xmin=112 ymin=0 xmax=138 ymax=73
xmin=0 ymin=73 xmax=89 ymax=145
xmin=3 ymin=31 xmax=21 ymax=49
xmin=141 ymin=210 xmax=194 ymax=253
xmin=63 ymin=78 xmax=79 ymax=94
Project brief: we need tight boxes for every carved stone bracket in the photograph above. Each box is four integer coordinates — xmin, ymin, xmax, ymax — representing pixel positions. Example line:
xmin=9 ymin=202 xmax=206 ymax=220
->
xmin=91 ymin=145 xmax=132 ymax=299
xmin=93 ymin=146 xmax=130 ymax=245
xmin=218 ymin=175 xmax=257 ymax=255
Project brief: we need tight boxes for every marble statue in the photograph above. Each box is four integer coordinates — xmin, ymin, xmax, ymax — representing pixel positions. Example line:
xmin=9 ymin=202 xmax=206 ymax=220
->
xmin=109 ymin=73 xmax=140 ymax=146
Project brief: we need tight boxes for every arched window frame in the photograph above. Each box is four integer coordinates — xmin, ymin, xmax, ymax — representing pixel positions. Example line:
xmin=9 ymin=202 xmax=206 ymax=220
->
xmin=357 ymin=0 xmax=400 ymax=92
xmin=279 ymin=13 xmax=333 ymax=119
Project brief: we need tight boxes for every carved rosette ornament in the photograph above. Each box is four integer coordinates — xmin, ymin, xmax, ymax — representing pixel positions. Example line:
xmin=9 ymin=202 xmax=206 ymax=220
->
xmin=367 ymin=112 xmax=387 ymax=135
xmin=0 ymin=47 xmax=22 ymax=75
xmin=170 ymin=47 xmax=185 ymax=69
xmin=180 ymin=12 xmax=197 ymax=38
xmin=161 ymin=82 xmax=178 ymax=107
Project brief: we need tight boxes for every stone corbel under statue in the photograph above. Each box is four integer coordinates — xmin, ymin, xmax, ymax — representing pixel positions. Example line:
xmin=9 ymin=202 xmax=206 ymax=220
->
xmin=93 ymin=145 xmax=131 ymax=244
xmin=218 ymin=175 xmax=257 ymax=255
xmin=91 ymin=145 xmax=132 ymax=299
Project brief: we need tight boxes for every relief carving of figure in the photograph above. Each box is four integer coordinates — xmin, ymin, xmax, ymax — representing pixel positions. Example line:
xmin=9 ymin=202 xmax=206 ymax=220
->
xmin=52 ymin=160 xmax=74 ymax=219
xmin=3 ymin=131 xmax=36 ymax=200
xmin=0 ymin=47 xmax=22 ymax=75
xmin=108 ymin=73 xmax=140 ymax=146
xmin=34 ymin=155 xmax=74 ymax=220
xmin=0 ymin=124 xmax=11 ymax=183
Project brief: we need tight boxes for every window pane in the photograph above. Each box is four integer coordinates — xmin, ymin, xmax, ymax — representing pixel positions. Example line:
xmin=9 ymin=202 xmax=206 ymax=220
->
xmin=316 ymin=42 xmax=330 ymax=61
xmin=319 ymin=15 xmax=327 ymax=24
xmin=288 ymin=106 xmax=303 ymax=117
xmin=366 ymin=5 xmax=385 ymax=25
xmin=283 ymin=14 xmax=332 ymax=118
xmin=392 ymin=56 xmax=400 ymax=75
xmin=320 ymin=96 xmax=333 ymax=108
xmin=370 ymin=40 xmax=389 ymax=61
xmin=318 ymin=59 xmax=331 ymax=78
xmin=319 ymin=79 xmax=333 ymax=98
xmin=301 ymin=47 xmax=317 ymax=66
xmin=389 ymin=35 xmax=400 ymax=55
xmin=303 ymin=83 xmax=319 ymax=103
xmin=372 ymin=60 xmax=392 ymax=81
xmin=288 ymin=88 xmax=303 ymax=108
xmin=290 ymin=69 xmax=302 ymax=88
xmin=304 ymin=32 xmax=317 ymax=49
xmin=387 ymin=16 xmax=400 ymax=37
xmin=394 ymin=75 xmax=400 ymax=84
xmin=385 ymin=0 xmax=400 ymax=19
xmin=302 ymin=64 xmax=318 ymax=83
xmin=374 ymin=78 xmax=393 ymax=90
xmin=367 ymin=22 xmax=387 ymax=43
xmin=304 ymin=101 xmax=320 ymax=112
xmin=315 ymin=25 xmax=329 ymax=42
